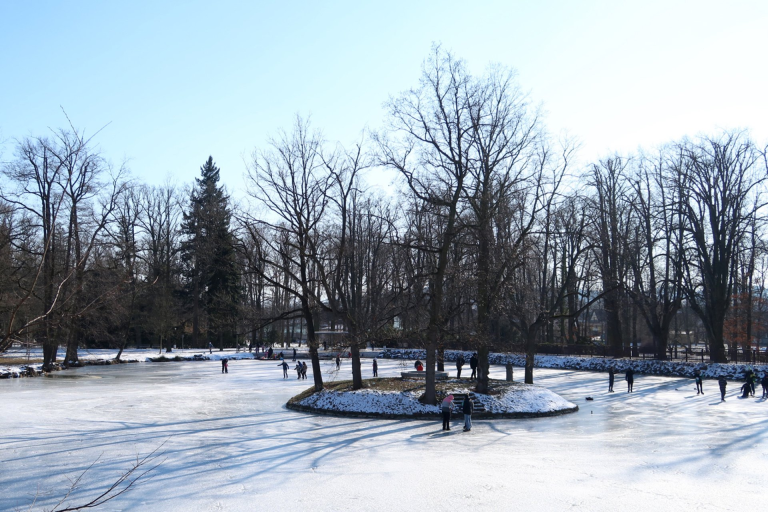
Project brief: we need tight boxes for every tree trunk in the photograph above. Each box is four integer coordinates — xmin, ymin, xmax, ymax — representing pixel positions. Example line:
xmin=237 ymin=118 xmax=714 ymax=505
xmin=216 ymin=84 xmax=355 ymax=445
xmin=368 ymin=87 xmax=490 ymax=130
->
xmin=524 ymin=349 xmax=535 ymax=384
xmin=476 ymin=345 xmax=490 ymax=394
xmin=350 ymin=343 xmax=362 ymax=389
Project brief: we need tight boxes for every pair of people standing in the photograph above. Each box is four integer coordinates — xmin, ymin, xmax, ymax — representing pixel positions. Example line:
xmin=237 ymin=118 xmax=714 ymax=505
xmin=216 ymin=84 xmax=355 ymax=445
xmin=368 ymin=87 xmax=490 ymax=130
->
xmin=294 ymin=361 xmax=308 ymax=379
xmin=440 ymin=394 xmax=474 ymax=432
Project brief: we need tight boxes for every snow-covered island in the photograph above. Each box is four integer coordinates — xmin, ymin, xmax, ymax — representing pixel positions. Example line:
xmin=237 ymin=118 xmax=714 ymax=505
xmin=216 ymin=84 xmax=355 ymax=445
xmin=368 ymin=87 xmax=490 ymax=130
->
xmin=287 ymin=378 xmax=578 ymax=419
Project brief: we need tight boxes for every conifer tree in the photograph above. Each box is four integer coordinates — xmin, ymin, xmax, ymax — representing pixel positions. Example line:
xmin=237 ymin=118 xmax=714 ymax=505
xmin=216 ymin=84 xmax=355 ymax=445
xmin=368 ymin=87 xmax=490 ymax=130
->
xmin=181 ymin=157 xmax=241 ymax=348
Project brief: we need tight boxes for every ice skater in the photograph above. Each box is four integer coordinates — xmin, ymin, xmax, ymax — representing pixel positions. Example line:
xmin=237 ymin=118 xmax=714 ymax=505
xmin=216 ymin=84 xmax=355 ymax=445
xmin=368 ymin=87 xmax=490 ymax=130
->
xmin=209 ymin=341 xmax=213 ymax=354
xmin=441 ymin=394 xmax=454 ymax=431
xmin=301 ymin=361 xmax=308 ymax=379
xmin=469 ymin=353 xmax=478 ymax=379
xmin=462 ymin=395 xmax=474 ymax=432
xmin=292 ymin=348 xmax=297 ymax=361
xmin=625 ymin=367 xmax=634 ymax=393
xmin=336 ymin=354 xmax=341 ymax=370
xmin=278 ymin=359 xmax=289 ymax=378
xmin=373 ymin=358 xmax=378 ymax=377
xmin=718 ymin=375 xmax=727 ymax=401
xmin=456 ymin=355 xmax=465 ymax=379
xmin=221 ymin=358 xmax=228 ymax=374
xmin=608 ymin=367 xmax=615 ymax=392
xmin=295 ymin=362 xmax=302 ymax=378
xmin=694 ymin=370 xmax=703 ymax=395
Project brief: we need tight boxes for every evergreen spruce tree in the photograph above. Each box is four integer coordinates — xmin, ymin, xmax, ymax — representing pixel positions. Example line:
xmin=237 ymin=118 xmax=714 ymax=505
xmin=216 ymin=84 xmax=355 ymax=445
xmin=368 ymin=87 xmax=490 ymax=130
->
xmin=181 ymin=157 xmax=241 ymax=348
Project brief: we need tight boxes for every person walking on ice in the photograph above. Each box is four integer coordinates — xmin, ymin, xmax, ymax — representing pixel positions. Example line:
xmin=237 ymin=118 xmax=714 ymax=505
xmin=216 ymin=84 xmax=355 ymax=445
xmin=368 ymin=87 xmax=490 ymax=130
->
xmin=761 ymin=373 xmax=768 ymax=399
xmin=209 ymin=341 xmax=213 ymax=354
xmin=221 ymin=358 xmax=228 ymax=373
xmin=608 ymin=367 xmax=615 ymax=392
xmin=372 ymin=358 xmax=378 ymax=377
xmin=718 ymin=375 xmax=727 ymax=401
xmin=336 ymin=354 xmax=341 ymax=370
xmin=625 ymin=367 xmax=634 ymax=393
xmin=694 ymin=369 xmax=703 ymax=395
xmin=278 ymin=359 xmax=289 ymax=378
xmin=462 ymin=395 xmax=474 ymax=432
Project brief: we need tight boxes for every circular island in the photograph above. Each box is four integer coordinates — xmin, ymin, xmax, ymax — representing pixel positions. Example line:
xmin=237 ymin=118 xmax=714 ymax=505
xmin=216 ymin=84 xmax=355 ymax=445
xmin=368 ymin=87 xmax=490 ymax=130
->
xmin=287 ymin=377 xmax=578 ymax=419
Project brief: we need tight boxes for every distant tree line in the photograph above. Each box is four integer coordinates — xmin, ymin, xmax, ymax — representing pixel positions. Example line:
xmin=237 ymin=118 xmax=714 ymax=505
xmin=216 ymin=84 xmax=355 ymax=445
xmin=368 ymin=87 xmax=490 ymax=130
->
xmin=2 ymin=47 xmax=767 ymax=402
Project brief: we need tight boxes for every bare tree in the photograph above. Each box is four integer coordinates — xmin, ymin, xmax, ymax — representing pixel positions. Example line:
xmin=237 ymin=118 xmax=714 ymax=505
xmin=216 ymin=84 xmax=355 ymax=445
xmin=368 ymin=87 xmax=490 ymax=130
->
xmin=244 ymin=116 xmax=332 ymax=391
xmin=675 ymin=132 xmax=767 ymax=363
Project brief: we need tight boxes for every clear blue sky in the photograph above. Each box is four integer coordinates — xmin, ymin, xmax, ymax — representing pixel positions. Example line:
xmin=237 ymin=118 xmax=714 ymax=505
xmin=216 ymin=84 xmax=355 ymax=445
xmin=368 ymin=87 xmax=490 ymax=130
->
xmin=2 ymin=0 xmax=766 ymax=194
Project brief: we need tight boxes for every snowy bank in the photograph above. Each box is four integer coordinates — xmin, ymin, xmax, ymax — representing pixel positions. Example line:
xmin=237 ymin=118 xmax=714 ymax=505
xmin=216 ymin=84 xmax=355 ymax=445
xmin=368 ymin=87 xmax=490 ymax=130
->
xmin=288 ymin=379 xmax=578 ymax=419
xmin=381 ymin=349 xmax=768 ymax=381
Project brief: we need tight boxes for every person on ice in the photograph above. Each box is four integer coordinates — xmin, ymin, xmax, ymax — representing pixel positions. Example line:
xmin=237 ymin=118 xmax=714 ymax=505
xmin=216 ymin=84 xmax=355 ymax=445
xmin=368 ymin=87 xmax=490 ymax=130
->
xmin=278 ymin=359 xmax=289 ymax=378
xmin=608 ymin=367 xmax=615 ymax=392
xmin=718 ymin=375 xmax=728 ymax=401
xmin=625 ymin=367 xmax=634 ymax=393
xmin=221 ymin=358 xmax=228 ymax=374
xmin=469 ymin=353 xmax=478 ymax=379
xmin=762 ymin=373 xmax=768 ymax=398
xmin=456 ymin=355 xmax=465 ymax=379
xmin=694 ymin=369 xmax=704 ymax=395
xmin=208 ymin=341 xmax=213 ymax=354
xmin=462 ymin=395 xmax=474 ymax=432
xmin=373 ymin=358 xmax=378 ymax=377
xmin=336 ymin=354 xmax=341 ymax=370
xmin=441 ymin=394 xmax=454 ymax=431
xmin=295 ymin=362 xmax=302 ymax=379
xmin=301 ymin=361 xmax=308 ymax=379
xmin=292 ymin=348 xmax=297 ymax=361
xmin=741 ymin=381 xmax=751 ymax=398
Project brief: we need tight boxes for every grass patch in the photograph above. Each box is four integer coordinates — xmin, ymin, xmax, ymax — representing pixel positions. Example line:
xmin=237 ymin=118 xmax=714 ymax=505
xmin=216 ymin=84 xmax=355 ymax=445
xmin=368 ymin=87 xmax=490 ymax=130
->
xmin=0 ymin=358 xmax=43 ymax=365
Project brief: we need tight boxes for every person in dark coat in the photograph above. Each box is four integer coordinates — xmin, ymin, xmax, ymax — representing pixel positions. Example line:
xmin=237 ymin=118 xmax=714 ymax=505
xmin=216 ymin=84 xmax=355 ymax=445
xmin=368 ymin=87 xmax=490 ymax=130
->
xmin=372 ymin=358 xmax=378 ymax=377
xmin=625 ymin=367 xmax=634 ymax=393
xmin=469 ymin=353 xmax=478 ymax=379
xmin=336 ymin=354 xmax=341 ymax=370
xmin=456 ymin=355 xmax=465 ymax=379
xmin=301 ymin=361 xmax=308 ymax=379
xmin=718 ymin=375 xmax=728 ymax=401
xmin=608 ymin=367 xmax=615 ymax=392
xmin=462 ymin=395 xmax=474 ymax=432
xmin=694 ymin=369 xmax=703 ymax=395
xmin=221 ymin=358 xmax=229 ymax=373
xmin=741 ymin=381 xmax=751 ymax=398
xmin=761 ymin=373 xmax=768 ymax=399
xmin=208 ymin=342 xmax=213 ymax=354
xmin=267 ymin=346 xmax=273 ymax=359
xmin=278 ymin=359 xmax=289 ymax=378
xmin=292 ymin=348 xmax=297 ymax=361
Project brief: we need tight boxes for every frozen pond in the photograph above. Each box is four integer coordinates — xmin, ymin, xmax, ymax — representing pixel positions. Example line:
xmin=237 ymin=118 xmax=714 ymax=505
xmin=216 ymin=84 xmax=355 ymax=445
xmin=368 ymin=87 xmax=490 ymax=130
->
xmin=2 ymin=357 xmax=766 ymax=511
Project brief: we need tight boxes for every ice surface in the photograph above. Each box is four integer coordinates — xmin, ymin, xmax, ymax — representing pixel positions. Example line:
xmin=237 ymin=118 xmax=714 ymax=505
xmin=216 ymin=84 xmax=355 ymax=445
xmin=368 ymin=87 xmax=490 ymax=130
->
xmin=1 ymin=355 xmax=766 ymax=511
